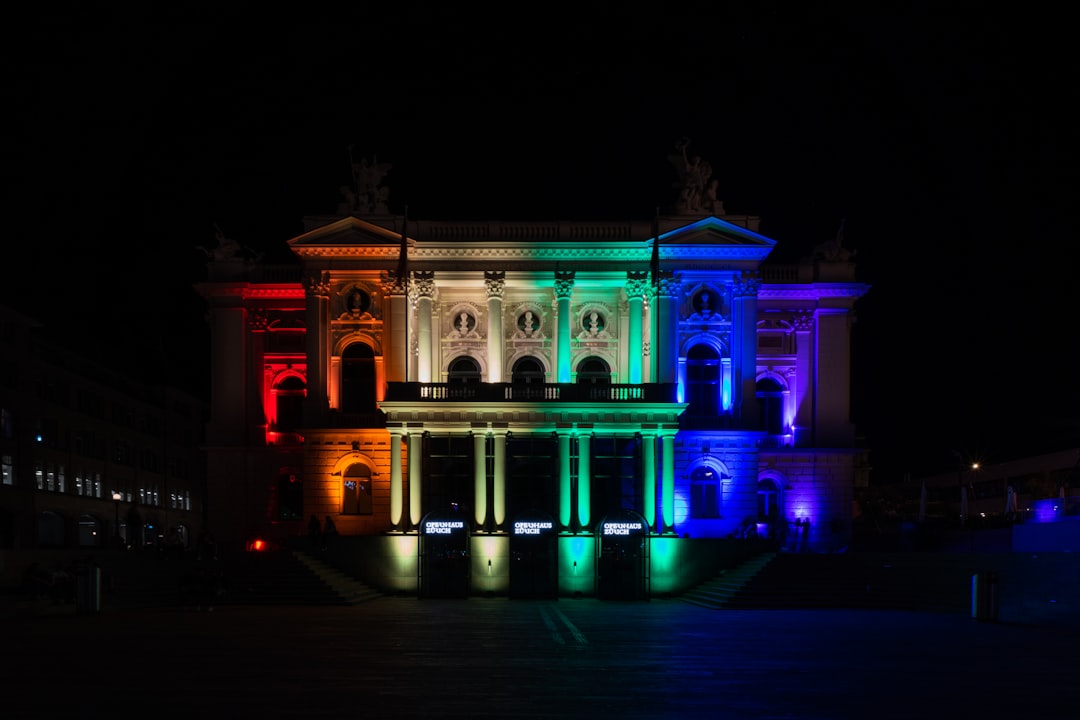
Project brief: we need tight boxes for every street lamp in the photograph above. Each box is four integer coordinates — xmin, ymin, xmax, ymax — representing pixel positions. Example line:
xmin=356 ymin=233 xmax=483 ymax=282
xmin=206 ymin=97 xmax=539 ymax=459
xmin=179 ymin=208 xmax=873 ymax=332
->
xmin=112 ymin=491 xmax=122 ymax=548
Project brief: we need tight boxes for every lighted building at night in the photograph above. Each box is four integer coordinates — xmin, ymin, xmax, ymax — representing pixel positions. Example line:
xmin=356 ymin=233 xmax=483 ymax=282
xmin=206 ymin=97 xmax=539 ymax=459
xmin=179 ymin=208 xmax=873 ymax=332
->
xmin=196 ymin=154 xmax=870 ymax=598
xmin=0 ymin=305 xmax=206 ymax=572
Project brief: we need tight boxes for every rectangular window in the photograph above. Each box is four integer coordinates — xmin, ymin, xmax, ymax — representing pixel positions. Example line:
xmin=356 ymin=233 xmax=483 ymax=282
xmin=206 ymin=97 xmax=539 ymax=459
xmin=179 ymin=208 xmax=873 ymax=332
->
xmin=1 ymin=455 xmax=12 ymax=486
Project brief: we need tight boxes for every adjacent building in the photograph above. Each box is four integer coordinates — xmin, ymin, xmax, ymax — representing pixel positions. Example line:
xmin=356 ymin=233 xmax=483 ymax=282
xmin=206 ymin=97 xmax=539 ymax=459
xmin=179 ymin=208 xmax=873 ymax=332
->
xmin=0 ymin=305 xmax=206 ymax=570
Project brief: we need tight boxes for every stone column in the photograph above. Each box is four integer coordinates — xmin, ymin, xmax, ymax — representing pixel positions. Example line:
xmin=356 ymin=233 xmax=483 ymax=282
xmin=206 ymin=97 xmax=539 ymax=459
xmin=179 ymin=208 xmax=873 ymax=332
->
xmin=554 ymin=271 xmax=575 ymax=383
xmin=408 ymin=431 xmax=423 ymax=529
xmin=625 ymin=272 xmax=648 ymax=384
xmin=485 ymin=271 xmax=505 ymax=383
xmin=390 ymin=429 xmax=405 ymax=530
xmin=248 ymin=311 xmax=269 ymax=442
xmin=642 ymin=431 xmax=657 ymax=531
xmin=661 ymin=434 xmax=675 ymax=532
xmin=382 ymin=271 xmax=409 ymax=384
xmin=576 ymin=432 xmax=591 ymax=529
xmin=558 ymin=430 xmax=572 ymax=529
xmin=731 ymin=272 xmax=761 ymax=427
xmin=303 ymin=272 xmax=330 ymax=420
xmin=657 ymin=274 xmax=679 ymax=384
xmin=793 ymin=312 xmax=814 ymax=447
xmin=414 ymin=271 xmax=435 ymax=383
xmin=492 ymin=430 xmax=507 ymax=530
xmin=474 ymin=431 xmax=488 ymax=529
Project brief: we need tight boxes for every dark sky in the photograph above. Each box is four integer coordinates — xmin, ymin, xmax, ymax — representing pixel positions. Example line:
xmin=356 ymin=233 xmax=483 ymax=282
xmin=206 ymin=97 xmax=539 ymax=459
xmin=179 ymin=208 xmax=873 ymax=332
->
xmin=3 ymin=5 xmax=1077 ymax=480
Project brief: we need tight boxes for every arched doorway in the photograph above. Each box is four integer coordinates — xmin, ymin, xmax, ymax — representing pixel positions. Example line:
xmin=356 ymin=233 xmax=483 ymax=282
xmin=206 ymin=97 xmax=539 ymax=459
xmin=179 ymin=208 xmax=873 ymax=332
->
xmin=576 ymin=356 xmax=611 ymax=385
xmin=447 ymin=356 xmax=481 ymax=385
xmin=596 ymin=509 xmax=650 ymax=600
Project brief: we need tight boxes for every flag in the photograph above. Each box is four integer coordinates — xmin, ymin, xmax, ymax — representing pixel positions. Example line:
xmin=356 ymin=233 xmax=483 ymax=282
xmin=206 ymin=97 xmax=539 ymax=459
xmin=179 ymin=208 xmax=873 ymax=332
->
xmin=650 ymin=207 xmax=660 ymax=289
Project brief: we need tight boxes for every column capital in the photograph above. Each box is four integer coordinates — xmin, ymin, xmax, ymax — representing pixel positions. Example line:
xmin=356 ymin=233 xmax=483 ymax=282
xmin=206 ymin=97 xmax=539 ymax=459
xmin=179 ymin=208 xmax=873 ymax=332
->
xmin=625 ymin=271 xmax=649 ymax=299
xmin=554 ymin=271 xmax=576 ymax=299
xmin=793 ymin=312 xmax=814 ymax=332
xmin=305 ymin=271 xmax=330 ymax=297
xmin=381 ymin=270 xmax=410 ymax=296
xmin=414 ymin=271 xmax=436 ymax=299
xmin=732 ymin=271 xmax=761 ymax=299
xmin=484 ymin=271 xmax=506 ymax=299
xmin=658 ymin=272 xmax=679 ymax=297
xmin=247 ymin=309 xmax=270 ymax=331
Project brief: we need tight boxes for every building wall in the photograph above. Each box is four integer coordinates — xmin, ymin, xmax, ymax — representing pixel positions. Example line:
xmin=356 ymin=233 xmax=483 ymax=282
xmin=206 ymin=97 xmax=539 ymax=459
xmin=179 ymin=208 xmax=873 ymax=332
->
xmin=196 ymin=213 xmax=870 ymax=576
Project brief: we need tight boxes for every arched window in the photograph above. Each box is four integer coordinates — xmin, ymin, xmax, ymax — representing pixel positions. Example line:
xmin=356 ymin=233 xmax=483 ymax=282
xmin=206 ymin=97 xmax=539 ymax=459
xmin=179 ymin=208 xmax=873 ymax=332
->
xmin=448 ymin=356 xmax=481 ymax=384
xmin=757 ymin=478 xmax=781 ymax=522
xmin=341 ymin=342 xmax=376 ymax=413
xmin=690 ymin=465 xmax=727 ymax=519
xmin=511 ymin=357 xmax=545 ymax=384
xmin=686 ymin=344 xmax=721 ymax=417
xmin=275 ymin=376 xmax=305 ymax=432
xmin=342 ymin=463 xmax=373 ymax=515
xmin=38 ymin=510 xmax=66 ymax=547
xmin=756 ymin=377 xmax=784 ymax=435
xmin=576 ymin=356 xmax=611 ymax=385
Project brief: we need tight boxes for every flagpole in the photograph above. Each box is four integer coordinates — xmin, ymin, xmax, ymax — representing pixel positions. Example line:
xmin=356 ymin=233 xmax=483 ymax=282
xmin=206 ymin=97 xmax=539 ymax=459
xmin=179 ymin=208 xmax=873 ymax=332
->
xmin=399 ymin=205 xmax=409 ymax=383
xmin=650 ymin=207 xmax=660 ymax=383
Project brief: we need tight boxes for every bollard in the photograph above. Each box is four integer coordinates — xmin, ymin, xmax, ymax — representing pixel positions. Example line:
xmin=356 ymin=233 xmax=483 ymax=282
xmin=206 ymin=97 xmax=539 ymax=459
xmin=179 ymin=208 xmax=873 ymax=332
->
xmin=971 ymin=571 xmax=999 ymax=622
xmin=76 ymin=562 xmax=102 ymax=614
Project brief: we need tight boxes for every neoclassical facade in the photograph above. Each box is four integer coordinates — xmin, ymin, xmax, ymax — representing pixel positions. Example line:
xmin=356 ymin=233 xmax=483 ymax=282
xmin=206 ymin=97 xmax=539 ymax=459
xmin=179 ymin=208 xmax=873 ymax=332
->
xmin=197 ymin=195 xmax=869 ymax=597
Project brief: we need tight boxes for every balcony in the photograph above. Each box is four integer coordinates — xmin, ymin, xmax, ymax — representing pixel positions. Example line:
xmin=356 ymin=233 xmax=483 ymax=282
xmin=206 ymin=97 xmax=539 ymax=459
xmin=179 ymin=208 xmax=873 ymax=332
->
xmin=384 ymin=382 xmax=679 ymax=404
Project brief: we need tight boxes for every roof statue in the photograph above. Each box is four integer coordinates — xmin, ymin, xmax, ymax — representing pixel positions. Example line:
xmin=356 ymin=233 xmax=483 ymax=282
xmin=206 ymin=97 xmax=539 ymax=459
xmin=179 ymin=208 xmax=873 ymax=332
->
xmin=811 ymin=218 xmax=855 ymax=262
xmin=196 ymin=223 xmax=261 ymax=263
xmin=340 ymin=147 xmax=392 ymax=215
xmin=668 ymin=137 xmax=724 ymax=216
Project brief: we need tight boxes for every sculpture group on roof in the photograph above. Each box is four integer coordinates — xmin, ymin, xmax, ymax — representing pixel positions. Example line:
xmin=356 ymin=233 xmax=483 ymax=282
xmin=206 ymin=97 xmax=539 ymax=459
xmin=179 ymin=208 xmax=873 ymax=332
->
xmin=340 ymin=148 xmax=392 ymax=215
xmin=668 ymin=137 xmax=724 ymax=216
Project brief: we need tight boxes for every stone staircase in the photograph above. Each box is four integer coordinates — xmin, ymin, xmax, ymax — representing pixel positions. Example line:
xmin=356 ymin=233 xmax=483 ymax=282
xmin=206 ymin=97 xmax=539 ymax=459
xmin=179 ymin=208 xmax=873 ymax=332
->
xmin=218 ymin=549 xmax=383 ymax=607
xmin=682 ymin=551 xmax=978 ymax=612
xmin=290 ymin=550 xmax=384 ymax=605
xmin=680 ymin=552 xmax=777 ymax=609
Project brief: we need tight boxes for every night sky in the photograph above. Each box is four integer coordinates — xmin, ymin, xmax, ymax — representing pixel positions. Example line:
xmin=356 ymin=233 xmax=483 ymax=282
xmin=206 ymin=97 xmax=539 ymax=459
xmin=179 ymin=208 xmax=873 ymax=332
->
xmin=3 ymin=6 xmax=1076 ymax=481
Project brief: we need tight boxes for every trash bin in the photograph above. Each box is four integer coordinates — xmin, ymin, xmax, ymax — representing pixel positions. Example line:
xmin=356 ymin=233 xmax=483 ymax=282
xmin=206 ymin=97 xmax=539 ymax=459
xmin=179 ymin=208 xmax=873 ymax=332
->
xmin=76 ymin=561 xmax=102 ymax=614
xmin=971 ymin=571 xmax=998 ymax=622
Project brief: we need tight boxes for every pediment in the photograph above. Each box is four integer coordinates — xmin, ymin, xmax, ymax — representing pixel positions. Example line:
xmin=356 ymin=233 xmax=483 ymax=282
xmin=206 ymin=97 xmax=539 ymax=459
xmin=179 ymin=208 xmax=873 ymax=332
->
xmin=660 ymin=216 xmax=777 ymax=262
xmin=288 ymin=216 xmax=408 ymax=258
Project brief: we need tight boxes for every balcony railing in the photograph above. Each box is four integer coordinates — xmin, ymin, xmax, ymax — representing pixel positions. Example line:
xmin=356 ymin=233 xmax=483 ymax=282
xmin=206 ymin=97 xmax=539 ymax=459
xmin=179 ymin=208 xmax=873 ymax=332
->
xmin=384 ymin=382 xmax=679 ymax=403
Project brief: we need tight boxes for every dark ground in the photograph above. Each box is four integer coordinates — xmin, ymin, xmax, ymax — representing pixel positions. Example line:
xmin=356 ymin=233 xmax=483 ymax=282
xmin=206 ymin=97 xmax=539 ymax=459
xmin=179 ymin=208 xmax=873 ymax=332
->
xmin=4 ymin=594 xmax=1078 ymax=720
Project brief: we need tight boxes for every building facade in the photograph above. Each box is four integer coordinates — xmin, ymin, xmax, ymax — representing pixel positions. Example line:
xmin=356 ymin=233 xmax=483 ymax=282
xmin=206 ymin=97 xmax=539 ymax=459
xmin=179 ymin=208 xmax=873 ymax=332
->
xmin=0 ymin=305 xmax=206 ymax=569
xmin=197 ymin=173 xmax=870 ymax=597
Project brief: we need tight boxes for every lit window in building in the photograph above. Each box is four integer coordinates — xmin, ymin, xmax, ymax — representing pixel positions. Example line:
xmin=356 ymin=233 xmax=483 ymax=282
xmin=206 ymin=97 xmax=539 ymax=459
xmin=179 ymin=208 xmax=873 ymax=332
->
xmin=342 ymin=464 xmax=373 ymax=515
